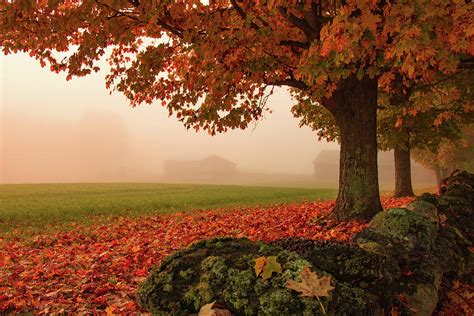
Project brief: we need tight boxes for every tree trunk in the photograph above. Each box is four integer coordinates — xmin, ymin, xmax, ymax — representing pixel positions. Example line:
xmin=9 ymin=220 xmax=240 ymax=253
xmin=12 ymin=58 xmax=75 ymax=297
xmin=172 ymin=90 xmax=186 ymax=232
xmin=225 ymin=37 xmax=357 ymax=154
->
xmin=435 ymin=165 xmax=442 ymax=185
xmin=325 ymin=75 xmax=383 ymax=221
xmin=394 ymin=144 xmax=415 ymax=197
xmin=441 ymin=167 xmax=449 ymax=180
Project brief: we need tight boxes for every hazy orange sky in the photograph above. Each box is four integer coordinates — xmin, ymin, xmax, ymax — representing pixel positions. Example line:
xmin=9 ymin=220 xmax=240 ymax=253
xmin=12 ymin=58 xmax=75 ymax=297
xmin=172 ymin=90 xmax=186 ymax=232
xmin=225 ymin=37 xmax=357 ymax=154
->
xmin=1 ymin=52 xmax=339 ymax=183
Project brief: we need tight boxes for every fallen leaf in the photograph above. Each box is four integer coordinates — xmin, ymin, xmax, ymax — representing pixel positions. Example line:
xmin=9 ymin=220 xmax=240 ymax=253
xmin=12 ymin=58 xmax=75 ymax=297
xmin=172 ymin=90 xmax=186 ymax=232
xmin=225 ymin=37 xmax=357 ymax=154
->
xmin=254 ymin=256 xmax=282 ymax=280
xmin=0 ymin=197 xmax=413 ymax=313
xmin=286 ymin=266 xmax=334 ymax=298
xmin=198 ymin=301 xmax=232 ymax=316
xmin=261 ymin=256 xmax=282 ymax=280
xmin=254 ymin=257 xmax=267 ymax=277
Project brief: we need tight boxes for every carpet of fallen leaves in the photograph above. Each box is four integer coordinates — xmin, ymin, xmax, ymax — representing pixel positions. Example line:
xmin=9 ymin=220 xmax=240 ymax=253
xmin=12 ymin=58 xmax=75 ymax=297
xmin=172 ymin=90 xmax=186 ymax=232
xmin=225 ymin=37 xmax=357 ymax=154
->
xmin=0 ymin=196 xmax=446 ymax=314
xmin=437 ymin=281 xmax=474 ymax=316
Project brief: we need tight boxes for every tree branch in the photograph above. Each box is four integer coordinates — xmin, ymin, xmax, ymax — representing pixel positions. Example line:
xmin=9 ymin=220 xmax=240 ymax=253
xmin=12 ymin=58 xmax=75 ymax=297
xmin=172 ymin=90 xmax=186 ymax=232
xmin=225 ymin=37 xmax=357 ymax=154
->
xmin=97 ymin=0 xmax=141 ymax=23
xmin=276 ymin=6 xmax=315 ymax=40
xmin=230 ymin=0 xmax=260 ymax=30
xmin=415 ymin=70 xmax=467 ymax=91
xmin=278 ymin=40 xmax=310 ymax=49
xmin=459 ymin=58 xmax=474 ymax=69
xmin=264 ymin=77 xmax=309 ymax=90
xmin=156 ymin=18 xmax=184 ymax=38
xmin=123 ymin=0 xmax=183 ymax=38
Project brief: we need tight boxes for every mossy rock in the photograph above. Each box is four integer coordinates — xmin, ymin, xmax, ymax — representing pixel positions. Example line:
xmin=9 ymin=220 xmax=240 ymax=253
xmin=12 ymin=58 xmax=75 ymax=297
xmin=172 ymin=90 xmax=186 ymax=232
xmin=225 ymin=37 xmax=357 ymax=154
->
xmin=442 ymin=184 xmax=474 ymax=206
xmin=365 ymin=208 xmax=439 ymax=254
xmin=396 ymin=225 xmax=473 ymax=315
xmin=137 ymin=237 xmax=381 ymax=315
xmin=417 ymin=193 xmax=439 ymax=207
xmin=354 ymin=207 xmax=442 ymax=291
xmin=439 ymin=170 xmax=474 ymax=197
xmin=438 ymin=171 xmax=474 ymax=232
xmin=436 ymin=195 xmax=473 ymax=243
xmin=271 ymin=238 xmax=400 ymax=311
xmin=405 ymin=200 xmax=439 ymax=225
xmin=432 ymin=225 xmax=472 ymax=280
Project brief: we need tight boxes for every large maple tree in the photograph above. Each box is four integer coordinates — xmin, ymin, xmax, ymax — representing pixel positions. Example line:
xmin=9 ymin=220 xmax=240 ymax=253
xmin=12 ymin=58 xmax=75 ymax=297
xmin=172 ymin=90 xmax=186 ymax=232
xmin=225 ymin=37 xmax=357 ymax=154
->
xmin=1 ymin=0 xmax=473 ymax=220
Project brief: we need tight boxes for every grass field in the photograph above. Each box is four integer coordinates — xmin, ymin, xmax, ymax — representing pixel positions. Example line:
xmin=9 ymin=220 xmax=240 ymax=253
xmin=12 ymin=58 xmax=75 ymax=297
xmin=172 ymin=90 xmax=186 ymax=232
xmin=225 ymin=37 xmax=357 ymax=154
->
xmin=0 ymin=183 xmax=336 ymax=235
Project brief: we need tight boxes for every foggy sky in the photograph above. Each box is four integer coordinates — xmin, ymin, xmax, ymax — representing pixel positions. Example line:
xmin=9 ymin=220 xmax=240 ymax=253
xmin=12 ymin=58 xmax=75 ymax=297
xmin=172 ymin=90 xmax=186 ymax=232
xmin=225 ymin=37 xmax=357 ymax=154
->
xmin=1 ymin=53 xmax=339 ymax=184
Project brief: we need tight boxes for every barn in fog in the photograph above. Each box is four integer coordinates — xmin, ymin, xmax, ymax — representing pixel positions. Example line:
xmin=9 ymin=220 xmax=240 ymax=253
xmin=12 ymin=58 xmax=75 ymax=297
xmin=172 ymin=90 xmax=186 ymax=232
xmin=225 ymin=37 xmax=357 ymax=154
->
xmin=313 ymin=150 xmax=436 ymax=188
xmin=163 ymin=155 xmax=237 ymax=182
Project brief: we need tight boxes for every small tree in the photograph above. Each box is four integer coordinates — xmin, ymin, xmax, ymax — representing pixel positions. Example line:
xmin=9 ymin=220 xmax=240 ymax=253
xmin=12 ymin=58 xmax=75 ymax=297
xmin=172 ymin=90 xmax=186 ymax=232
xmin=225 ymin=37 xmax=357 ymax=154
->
xmin=378 ymin=71 xmax=474 ymax=197
xmin=2 ymin=0 xmax=472 ymax=220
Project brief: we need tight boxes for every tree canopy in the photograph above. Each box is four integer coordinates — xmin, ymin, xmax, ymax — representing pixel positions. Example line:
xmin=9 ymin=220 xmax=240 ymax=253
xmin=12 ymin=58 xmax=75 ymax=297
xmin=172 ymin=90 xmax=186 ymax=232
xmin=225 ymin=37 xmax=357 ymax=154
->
xmin=413 ymin=124 xmax=474 ymax=181
xmin=2 ymin=0 xmax=472 ymax=132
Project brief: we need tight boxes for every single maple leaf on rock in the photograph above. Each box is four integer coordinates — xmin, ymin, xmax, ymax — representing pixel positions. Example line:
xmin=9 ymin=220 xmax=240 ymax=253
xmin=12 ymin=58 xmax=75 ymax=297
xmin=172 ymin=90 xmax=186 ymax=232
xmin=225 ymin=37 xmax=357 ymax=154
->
xmin=286 ymin=266 xmax=335 ymax=298
xmin=254 ymin=256 xmax=282 ymax=280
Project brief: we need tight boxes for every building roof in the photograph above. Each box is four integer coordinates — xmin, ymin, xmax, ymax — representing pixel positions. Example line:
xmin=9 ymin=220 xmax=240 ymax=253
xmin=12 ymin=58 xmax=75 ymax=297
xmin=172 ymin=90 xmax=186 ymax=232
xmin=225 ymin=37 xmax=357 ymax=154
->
xmin=200 ymin=155 xmax=236 ymax=167
xmin=164 ymin=155 xmax=236 ymax=167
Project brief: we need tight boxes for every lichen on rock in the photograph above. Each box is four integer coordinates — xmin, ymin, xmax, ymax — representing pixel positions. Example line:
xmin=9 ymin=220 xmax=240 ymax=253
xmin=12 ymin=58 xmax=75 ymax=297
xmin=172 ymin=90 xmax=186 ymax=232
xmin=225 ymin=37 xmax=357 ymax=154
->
xmin=405 ymin=200 xmax=439 ymax=225
xmin=271 ymin=238 xmax=399 ymax=311
xmin=360 ymin=207 xmax=439 ymax=254
xmin=136 ymin=171 xmax=474 ymax=315
xmin=137 ymin=237 xmax=333 ymax=315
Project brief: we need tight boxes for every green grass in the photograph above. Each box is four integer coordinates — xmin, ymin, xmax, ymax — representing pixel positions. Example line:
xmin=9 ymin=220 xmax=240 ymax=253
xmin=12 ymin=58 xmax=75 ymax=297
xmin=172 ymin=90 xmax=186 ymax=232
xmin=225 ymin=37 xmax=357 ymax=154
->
xmin=0 ymin=183 xmax=336 ymax=236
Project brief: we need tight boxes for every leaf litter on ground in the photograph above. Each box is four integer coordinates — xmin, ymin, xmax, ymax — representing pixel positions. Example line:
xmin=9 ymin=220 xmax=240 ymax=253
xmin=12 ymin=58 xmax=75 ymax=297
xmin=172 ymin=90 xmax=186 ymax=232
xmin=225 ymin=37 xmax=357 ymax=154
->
xmin=1 ymin=197 xmax=417 ymax=313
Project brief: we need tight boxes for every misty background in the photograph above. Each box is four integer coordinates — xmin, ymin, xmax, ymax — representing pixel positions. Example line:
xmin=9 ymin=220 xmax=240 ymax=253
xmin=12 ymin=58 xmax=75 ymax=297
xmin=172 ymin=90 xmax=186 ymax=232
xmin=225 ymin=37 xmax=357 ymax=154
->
xmin=1 ymin=53 xmax=435 ymax=188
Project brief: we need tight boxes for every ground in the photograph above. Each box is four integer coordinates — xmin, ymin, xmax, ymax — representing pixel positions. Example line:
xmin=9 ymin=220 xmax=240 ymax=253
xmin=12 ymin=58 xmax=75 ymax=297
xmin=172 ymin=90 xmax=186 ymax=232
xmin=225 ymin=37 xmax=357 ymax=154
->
xmin=0 ymin=183 xmax=336 ymax=236
xmin=0 ymin=191 xmax=412 ymax=314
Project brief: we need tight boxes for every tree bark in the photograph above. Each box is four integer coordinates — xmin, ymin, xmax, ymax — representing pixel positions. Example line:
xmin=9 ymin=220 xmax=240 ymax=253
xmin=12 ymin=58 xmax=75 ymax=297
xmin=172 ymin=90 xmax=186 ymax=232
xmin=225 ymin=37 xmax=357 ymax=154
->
xmin=435 ymin=165 xmax=442 ymax=185
xmin=324 ymin=75 xmax=383 ymax=221
xmin=441 ymin=167 xmax=449 ymax=180
xmin=394 ymin=143 xmax=415 ymax=197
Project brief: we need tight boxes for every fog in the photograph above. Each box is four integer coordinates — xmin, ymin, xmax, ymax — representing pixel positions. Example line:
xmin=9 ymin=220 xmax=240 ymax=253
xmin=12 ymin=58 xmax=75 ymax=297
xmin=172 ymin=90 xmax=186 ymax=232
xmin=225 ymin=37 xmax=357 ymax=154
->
xmin=1 ymin=53 xmax=435 ymax=188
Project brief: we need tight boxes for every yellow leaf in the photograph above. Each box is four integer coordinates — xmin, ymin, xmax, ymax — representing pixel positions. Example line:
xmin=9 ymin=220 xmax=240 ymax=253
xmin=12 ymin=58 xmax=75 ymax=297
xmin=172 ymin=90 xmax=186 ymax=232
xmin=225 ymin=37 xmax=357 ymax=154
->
xmin=261 ymin=256 xmax=282 ymax=280
xmin=254 ymin=256 xmax=267 ymax=277
xmin=254 ymin=256 xmax=282 ymax=279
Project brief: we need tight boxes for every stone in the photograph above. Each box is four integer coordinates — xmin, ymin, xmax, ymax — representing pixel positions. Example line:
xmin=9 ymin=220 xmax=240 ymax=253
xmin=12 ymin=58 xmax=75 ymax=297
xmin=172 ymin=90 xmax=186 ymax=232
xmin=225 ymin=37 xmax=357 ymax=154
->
xmin=364 ymin=208 xmax=439 ymax=254
xmin=272 ymin=238 xmax=400 ymax=312
xmin=136 ymin=171 xmax=474 ymax=315
xmin=137 ymin=238 xmax=330 ymax=315
xmin=404 ymin=283 xmax=439 ymax=316
xmin=406 ymin=200 xmax=439 ymax=226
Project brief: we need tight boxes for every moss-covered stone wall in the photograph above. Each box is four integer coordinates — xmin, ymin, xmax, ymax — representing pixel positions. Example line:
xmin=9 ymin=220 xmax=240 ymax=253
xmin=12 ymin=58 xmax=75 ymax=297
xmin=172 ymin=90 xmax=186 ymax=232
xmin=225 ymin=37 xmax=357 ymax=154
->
xmin=136 ymin=170 xmax=473 ymax=315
